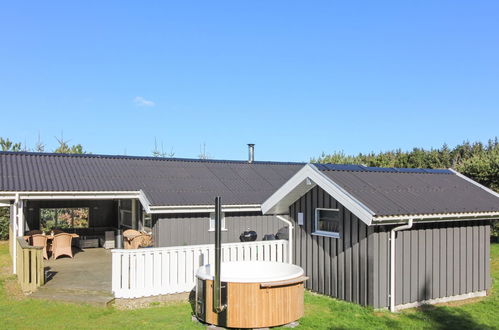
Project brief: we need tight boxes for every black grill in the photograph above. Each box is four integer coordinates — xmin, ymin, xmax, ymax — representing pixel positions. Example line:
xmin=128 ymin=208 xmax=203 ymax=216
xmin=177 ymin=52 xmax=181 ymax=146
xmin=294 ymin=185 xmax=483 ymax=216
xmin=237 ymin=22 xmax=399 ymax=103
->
xmin=239 ymin=230 xmax=257 ymax=242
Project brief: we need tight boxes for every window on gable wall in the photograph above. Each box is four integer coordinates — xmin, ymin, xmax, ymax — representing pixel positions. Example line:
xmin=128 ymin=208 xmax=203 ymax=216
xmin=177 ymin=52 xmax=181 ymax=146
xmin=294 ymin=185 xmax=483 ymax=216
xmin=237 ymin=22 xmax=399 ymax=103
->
xmin=209 ymin=212 xmax=227 ymax=231
xmin=313 ymin=208 xmax=341 ymax=238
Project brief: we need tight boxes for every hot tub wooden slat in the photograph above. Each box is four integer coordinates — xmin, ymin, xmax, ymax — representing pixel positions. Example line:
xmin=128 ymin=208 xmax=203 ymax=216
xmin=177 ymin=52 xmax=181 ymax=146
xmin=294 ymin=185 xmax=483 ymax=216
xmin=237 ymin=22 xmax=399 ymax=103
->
xmin=260 ymin=275 xmax=309 ymax=288
xmin=199 ymin=278 xmax=304 ymax=328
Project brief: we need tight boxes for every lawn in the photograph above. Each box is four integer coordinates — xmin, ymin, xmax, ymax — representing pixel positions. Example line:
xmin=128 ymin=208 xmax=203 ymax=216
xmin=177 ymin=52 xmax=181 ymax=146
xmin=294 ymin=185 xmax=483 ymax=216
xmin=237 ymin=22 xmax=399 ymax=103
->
xmin=0 ymin=241 xmax=497 ymax=329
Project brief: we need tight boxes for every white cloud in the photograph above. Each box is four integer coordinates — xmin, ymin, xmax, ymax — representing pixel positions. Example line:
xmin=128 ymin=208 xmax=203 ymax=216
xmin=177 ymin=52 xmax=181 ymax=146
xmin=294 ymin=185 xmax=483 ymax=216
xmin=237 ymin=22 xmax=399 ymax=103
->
xmin=133 ymin=96 xmax=155 ymax=107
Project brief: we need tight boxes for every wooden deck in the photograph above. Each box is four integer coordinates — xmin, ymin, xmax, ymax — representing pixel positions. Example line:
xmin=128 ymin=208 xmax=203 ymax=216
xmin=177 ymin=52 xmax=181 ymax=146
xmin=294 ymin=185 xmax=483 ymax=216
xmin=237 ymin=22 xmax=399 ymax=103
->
xmin=30 ymin=248 xmax=114 ymax=306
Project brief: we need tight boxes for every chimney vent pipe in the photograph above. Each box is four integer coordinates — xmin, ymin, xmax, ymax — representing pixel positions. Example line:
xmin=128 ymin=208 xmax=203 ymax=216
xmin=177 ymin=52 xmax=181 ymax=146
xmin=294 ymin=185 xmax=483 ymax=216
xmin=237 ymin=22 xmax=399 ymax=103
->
xmin=248 ymin=144 xmax=255 ymax=163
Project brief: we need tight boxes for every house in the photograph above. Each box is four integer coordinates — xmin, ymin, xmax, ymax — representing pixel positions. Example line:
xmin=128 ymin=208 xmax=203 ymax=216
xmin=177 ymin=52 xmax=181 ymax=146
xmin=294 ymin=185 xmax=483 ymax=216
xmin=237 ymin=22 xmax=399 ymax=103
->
xmin=0 ymin=150 xmax=303 ymax=256
xmin=2 ymin=150 xmax=499 ymax=310
xmin=262 ymin=163 xmax=499 ymax=311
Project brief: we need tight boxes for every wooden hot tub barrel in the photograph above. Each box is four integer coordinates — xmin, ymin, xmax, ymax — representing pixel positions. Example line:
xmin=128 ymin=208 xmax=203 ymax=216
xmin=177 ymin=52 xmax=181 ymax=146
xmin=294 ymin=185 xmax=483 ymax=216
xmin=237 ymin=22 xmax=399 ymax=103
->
xmin=196 ymin=275 xmax=307 ymax=328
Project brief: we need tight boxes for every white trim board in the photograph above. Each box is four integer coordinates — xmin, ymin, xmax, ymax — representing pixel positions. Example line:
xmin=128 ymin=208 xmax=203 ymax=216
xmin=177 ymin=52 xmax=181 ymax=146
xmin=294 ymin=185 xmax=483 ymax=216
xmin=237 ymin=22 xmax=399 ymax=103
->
xmin=147 ymin=205 xmax=261 ymax=214
xmin=262 ymin=164 xmax=375 ymax=225
xmin=449 ymin=168 xmax=499 ymax=198
xmin=393 ymin=290 xmax=486 ymax=312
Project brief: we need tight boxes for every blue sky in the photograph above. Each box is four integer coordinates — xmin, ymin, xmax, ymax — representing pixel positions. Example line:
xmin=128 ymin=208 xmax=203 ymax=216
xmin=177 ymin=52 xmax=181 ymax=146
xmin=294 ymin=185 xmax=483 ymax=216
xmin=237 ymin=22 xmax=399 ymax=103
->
xmin=1 ymin=1 xmax=498 ymax=162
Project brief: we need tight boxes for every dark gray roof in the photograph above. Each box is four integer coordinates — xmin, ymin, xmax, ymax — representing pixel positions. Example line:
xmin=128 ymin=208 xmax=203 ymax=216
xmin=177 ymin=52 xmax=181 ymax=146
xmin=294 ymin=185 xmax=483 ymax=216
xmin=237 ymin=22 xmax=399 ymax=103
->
xmin=0 ymin=152 xmax=304 ymax=206
xmin=314 ymin=164 xmax=499 ymax=217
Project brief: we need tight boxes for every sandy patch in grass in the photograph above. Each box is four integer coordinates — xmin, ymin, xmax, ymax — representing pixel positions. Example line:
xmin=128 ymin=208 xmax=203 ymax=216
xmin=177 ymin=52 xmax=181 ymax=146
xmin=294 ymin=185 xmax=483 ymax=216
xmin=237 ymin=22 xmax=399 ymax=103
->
xmin=3 ymin=277 xmax=26 ymax=300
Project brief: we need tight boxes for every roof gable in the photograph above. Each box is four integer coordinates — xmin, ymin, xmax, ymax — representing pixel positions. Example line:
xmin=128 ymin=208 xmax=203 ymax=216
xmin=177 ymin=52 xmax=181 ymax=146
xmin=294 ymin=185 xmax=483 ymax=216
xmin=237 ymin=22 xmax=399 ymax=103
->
xmin=262 ymin=164 xmax=499 ymax=224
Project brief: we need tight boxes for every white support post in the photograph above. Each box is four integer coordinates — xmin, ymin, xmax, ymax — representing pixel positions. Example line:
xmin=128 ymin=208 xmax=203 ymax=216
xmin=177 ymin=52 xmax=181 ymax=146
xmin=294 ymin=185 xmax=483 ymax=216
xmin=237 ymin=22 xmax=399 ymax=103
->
xmin=18 ymin=200 xmax=25 ymax=236
xmin=12 ymin=193 xmax=20 ymax=274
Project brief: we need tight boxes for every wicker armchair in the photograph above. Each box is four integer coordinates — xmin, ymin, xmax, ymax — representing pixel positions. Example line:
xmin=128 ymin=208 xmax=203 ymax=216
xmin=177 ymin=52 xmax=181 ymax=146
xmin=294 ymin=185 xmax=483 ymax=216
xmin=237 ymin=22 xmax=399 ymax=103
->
xmin=123 ymin=229 xmax=153 ymax=249
xmin=52 ymin=233 xmax=73 ymax=259
xmin=30 ymin=234 xmax=49 ymax=260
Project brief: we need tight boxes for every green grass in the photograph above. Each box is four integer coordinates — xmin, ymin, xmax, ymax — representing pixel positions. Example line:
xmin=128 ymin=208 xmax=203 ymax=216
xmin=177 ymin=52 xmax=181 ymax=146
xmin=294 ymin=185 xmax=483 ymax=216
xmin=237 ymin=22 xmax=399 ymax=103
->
xmin=0 ymin=241 xmax=498 ymax=329
xmin=297 ymin=243 xmax=499 ymax=330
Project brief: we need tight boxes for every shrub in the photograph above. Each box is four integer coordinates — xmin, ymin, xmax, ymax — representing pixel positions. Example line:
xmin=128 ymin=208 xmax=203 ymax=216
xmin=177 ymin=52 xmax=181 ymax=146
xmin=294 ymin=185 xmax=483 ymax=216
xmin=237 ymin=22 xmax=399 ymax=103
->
xmin=0 ymin=211 xmax=9 ymax=240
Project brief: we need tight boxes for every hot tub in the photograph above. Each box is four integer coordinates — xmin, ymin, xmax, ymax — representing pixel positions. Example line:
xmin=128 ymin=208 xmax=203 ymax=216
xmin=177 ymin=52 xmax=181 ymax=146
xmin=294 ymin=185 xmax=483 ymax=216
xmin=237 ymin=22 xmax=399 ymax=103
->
xmin=195 ymin=261 xmax=307 ymax=328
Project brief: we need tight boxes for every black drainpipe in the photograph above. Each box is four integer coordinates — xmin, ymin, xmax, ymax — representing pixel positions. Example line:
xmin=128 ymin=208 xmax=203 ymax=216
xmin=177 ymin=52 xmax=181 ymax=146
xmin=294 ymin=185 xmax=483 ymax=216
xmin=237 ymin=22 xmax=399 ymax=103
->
xmin=213 ymin=196 xmax=226 ymax=313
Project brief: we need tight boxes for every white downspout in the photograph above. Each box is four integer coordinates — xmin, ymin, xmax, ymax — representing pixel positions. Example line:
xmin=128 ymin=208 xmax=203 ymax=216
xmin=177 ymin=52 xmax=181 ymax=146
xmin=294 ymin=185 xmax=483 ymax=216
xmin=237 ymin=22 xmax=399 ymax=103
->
xmin=276 ymin=215 xmax=293 ymax=264
xmin=390 ymin=218 xmax=413 ymax=312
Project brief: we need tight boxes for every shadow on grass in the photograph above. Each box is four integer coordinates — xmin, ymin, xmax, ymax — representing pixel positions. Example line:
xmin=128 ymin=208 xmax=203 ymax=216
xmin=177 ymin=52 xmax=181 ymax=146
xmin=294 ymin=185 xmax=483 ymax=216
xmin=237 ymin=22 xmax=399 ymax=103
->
xmin=188 ymin=289 xmax=196 ymax=314
xmin=404 ymin=276 xmax=494 ymax=330
xmin=407 ymin=304 xmax=494 ymax=330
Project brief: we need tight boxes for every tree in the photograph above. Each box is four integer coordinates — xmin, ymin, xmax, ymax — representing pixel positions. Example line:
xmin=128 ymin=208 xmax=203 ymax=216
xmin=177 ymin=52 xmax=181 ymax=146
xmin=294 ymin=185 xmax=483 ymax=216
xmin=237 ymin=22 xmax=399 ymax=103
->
xmin=455 ymin=146 xmax=499 ymax=192
xmin=198 ymin=143 xmax=210 ymax=160
xmin=35 ymin=132 xmax=45 ymax=152
xmin=152 ymin=137 xmax=175 ymax=158
xmin=0 ymin=137 xmax=22 ymax=151
xmin=53 ymin=133 xmax=85 ymax=154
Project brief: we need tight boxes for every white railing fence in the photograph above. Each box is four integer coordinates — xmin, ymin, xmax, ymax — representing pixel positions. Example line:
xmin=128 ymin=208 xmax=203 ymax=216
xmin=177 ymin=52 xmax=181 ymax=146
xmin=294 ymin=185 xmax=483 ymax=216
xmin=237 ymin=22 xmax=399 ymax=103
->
xmin=112 ymin=240 xmax=289 ymax=298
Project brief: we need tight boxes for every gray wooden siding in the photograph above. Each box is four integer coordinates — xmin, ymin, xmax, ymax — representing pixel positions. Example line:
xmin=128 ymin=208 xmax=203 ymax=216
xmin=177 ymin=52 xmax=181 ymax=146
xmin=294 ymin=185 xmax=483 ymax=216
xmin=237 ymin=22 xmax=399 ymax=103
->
xmin=152 ymin=212 xmax=284 ymax=247
xmin=290 ymin=186 xmax=373 ymax=306
xmin=379 ymin=220 xmax=491 ymax=307
xmin=289 ymin=186 xmax=492 ymax=308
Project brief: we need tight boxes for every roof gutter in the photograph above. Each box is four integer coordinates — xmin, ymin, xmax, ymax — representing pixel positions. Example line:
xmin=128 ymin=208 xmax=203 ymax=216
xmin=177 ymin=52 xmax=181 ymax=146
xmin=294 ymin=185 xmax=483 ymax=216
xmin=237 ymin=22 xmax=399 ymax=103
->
xmin=372 ymin=211 xmax=499 ymax=224
xmin=390 ymin=218 xmax=414 ymax=312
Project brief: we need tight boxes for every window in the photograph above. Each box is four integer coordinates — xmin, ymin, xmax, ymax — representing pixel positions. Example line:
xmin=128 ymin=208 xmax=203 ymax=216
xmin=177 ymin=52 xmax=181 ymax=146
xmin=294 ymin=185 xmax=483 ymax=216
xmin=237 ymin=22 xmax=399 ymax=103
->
xmin=40 ymin=208 xmax=90 ymax=232
xmin=143 ymin=212 xmax=152 ymax=232
xmin=120 ymin=210 xmax=132 ymax=228
xmin=209 ymin=212 xmax=227 ymax=232
xmin=313 ymin=208 xmax=341 ymax=238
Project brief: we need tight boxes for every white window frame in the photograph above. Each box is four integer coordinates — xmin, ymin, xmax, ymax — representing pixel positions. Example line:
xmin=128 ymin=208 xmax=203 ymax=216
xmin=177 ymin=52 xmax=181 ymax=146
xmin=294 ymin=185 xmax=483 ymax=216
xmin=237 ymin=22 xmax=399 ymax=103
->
xmin=208 ymin=212 xmax=227 ymax=232
xmin=120 ymin=209 xmax=132 ymax=229
xmin=313 ymin=208 xmax=341 ymax=238
xmin=142 ymin=211 xmax=153 ymax=232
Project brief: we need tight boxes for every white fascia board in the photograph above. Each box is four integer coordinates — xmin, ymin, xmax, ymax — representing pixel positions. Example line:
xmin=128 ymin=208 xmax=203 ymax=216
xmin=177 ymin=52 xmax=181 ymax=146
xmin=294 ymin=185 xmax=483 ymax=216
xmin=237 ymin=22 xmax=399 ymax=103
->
xmin=0 ymin=201 xmax=10 ymax=207
xmin=262 ymin=164 xmax=375 ymax=226
xmin=138 ymin=190 xmax=153 ymax=213
xmin=449 ymin=168 xmax=499 ymax=198
xmin=148 ymin=204 xmax=261 ymax=214
xmin=308 ymin=165 xmax=375 ymax=225
xmin=0 ymin=191 xmax=140 ymax=200
xmin=137 ymin=190 xmax=261 ymax=214
xmin=261 ymin=165 xmax=316 ymax=215
xmin=0 ymin=194 xmax=15 ymax=200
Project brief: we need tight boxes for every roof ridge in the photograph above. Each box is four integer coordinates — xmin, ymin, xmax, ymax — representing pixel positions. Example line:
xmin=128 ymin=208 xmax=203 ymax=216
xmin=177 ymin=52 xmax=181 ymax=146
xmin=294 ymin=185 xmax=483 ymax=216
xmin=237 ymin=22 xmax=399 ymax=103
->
xmin=313 ymin=163 xmax=453 ymax=174
xmin=0 ymin=151 xmax=305 ymax=166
